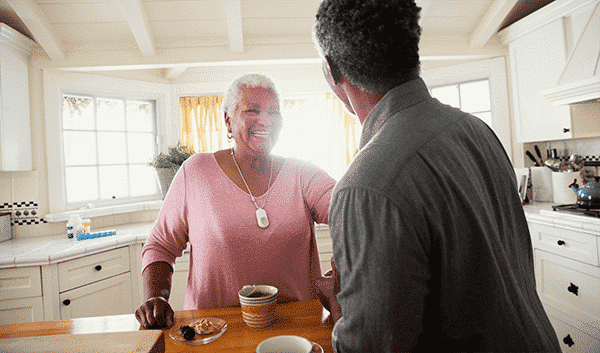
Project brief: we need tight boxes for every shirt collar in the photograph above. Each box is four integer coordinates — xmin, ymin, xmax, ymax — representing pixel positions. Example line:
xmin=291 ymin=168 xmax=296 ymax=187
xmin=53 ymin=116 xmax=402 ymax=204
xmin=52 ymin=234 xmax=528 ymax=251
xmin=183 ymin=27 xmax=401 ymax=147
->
xmin=360 ymin=78 xmax=431 ymax=148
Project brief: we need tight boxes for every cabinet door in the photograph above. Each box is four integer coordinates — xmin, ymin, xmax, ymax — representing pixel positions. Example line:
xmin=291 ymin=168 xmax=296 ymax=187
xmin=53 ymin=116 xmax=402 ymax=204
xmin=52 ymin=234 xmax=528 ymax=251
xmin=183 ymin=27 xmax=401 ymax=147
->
xmin=535 ymin=250 xmax=600 ymax=339
xmin=510 ymin=18 xmax=572 ymax=142
xmin=0 ymin=297 xmax=44 ymax=324
xmin=59 ymin=273 xmax=133 ymax=320
xmin=548 ymin=314 xmax=600 ymax=353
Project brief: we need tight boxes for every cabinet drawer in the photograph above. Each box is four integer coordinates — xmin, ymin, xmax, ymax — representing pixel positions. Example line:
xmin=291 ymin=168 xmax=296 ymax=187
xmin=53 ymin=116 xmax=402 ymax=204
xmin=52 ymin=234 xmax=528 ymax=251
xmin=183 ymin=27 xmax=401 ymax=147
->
xmin=59 ymin=272 xmax=133 ymax=320
xmin=58 ymin=247 xmax=130 ymax=292
xmin=0 ymin=267 xmax=42 ymax=300
xmin=535 ymin=250 xmax=600 ymax=329
xmin=529 ymin=222 xmax=598 ymax=266
xmin=548 ymin=314 xmax=600 ymax=353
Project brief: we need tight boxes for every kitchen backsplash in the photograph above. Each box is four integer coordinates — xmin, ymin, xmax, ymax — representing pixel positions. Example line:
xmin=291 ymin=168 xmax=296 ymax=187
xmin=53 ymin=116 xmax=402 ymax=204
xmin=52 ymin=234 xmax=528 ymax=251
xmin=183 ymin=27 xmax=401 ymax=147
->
xmin=0 ymin=170 xmax=159 ymax=238
xmin=523 ymin=136 xmax=600 ymax=167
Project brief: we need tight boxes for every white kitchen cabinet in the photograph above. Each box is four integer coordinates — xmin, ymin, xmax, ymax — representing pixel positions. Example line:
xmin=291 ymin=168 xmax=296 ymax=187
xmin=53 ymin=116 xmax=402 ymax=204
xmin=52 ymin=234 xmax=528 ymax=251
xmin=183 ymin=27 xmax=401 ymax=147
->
xmin=0 ymin=266 xmax=44 ymax=324
xmin=499 ymin=0 xmax=600 ymax=143
xmin=0 ymin=24 xmax=34 ymax=171
xmin=41 ymin=246 xmax=135 ymax=321
xmin=59 ymin=272 xmax=133 ymax=320
xmin=170 ymin=251 xmax=189 ymax=311
xmin=528 ymin=219 xmax=600 ymax=352
xmin=56 ymin=247 xmax=134 ymax=319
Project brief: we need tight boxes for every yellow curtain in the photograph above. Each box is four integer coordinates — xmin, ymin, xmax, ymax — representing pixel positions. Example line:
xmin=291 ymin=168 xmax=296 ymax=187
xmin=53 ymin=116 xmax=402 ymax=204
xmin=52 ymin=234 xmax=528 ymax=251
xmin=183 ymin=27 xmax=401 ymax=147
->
xmin=180 ymin=95 xmax=226 ymax=152
xmin=326 ymin=92 xmax=361 ymax=165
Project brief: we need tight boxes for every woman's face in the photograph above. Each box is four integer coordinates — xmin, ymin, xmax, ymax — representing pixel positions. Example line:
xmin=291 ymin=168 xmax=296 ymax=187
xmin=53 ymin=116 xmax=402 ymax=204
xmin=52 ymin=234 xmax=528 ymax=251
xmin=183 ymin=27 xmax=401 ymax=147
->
xmin=227 ymin=86 xmax=282 ymax=156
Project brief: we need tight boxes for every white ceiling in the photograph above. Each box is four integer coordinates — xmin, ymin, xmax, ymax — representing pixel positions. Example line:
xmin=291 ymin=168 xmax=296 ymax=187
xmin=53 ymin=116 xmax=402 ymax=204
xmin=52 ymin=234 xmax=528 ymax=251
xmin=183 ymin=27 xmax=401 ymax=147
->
xmin=0 ymin=0 xmax=552 ymax=81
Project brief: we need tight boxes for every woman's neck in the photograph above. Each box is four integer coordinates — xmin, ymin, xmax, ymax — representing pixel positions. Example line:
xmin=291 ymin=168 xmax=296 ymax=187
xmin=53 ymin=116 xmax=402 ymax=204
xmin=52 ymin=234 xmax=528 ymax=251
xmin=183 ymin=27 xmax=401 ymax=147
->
xmin=231 ymin=147 xmax=271 ymax=173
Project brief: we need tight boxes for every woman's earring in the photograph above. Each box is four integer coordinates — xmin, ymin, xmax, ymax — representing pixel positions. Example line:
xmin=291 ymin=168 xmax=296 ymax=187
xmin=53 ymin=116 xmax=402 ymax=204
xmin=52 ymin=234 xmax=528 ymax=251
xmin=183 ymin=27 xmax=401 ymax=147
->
xmin=227 ymin=131 xmax=233 ymax=143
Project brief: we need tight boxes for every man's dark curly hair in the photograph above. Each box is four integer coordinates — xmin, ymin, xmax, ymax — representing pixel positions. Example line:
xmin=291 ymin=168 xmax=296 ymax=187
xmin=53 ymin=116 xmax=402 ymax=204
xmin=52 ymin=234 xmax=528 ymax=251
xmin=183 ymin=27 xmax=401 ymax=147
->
xmin=313 ymin=0 xmax=422 ymax=92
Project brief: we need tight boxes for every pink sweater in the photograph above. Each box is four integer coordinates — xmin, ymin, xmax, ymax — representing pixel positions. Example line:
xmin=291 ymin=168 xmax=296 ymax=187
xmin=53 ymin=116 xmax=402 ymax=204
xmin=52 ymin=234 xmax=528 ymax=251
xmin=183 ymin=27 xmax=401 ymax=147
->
xmin=142 ymin=153 xmax=335 ymax=309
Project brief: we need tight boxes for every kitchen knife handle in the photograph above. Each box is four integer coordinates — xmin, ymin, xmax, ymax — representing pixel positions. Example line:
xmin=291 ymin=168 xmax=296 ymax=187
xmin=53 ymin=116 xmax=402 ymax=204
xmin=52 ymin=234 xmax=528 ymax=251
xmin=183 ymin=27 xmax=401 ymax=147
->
xmin=534 ymin=145 xmax=543 ymax=160
xmin=526 ymin=151 xmax=540 ymax=166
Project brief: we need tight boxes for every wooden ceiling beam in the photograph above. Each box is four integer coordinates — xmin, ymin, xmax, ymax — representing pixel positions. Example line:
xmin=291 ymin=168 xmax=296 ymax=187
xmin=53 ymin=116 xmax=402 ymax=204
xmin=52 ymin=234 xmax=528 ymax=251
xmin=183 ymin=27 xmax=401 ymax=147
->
xmin=119 ymin=0 xmax=156 ymax=57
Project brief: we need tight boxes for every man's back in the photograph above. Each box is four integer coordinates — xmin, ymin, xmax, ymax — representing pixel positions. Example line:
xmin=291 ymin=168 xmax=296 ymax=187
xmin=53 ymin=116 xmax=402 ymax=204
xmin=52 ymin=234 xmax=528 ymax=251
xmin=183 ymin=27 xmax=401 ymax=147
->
xmin=329 ymin=79 xmax=560 ymax=352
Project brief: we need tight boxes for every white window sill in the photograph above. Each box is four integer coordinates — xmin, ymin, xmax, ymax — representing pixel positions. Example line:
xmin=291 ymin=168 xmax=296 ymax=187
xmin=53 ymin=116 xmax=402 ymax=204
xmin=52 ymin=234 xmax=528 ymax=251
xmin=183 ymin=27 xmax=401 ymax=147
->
xmin=44 ymin=200 xmax=163 ymax=223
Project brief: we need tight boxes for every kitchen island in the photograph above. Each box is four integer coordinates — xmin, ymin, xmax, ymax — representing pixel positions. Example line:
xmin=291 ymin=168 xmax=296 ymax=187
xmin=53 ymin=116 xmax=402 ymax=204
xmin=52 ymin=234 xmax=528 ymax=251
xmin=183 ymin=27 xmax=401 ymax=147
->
xmin=0 ymin=299 xmax=333 ymax=352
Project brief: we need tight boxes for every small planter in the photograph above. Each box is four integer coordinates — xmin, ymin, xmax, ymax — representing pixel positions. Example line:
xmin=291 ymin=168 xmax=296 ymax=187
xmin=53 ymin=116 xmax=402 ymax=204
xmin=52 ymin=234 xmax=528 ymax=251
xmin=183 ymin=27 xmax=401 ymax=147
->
xmin=149 ymin=142 xmax=195 ymax=198
xmin=155 ymin=167 xmax=178 ymax=198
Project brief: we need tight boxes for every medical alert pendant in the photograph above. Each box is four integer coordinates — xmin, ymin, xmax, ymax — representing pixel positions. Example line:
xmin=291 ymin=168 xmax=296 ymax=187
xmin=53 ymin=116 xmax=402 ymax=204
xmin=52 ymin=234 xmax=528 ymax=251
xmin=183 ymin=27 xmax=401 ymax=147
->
xmin=256 ymin=208 xmax=269 ymax=228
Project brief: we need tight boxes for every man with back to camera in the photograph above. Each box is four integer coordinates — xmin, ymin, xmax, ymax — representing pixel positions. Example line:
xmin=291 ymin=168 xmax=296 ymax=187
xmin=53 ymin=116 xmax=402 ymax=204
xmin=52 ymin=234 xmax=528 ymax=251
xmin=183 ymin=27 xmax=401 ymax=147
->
xmin=312 ymin=0 xmax=561 ymax=351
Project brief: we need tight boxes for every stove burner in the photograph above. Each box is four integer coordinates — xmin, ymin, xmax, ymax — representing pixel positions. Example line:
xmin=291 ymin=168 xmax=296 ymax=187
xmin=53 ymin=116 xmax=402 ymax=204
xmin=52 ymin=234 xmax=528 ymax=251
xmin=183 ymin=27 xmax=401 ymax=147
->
xmin=552 ymin=204 xmax=600 ymax=218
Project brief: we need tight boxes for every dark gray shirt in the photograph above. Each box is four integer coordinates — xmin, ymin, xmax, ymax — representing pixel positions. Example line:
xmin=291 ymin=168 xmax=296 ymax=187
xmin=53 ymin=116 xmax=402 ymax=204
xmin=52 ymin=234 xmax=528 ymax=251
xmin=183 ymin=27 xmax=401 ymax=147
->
xmin=329 ymin=78 xmax=560 ymax=352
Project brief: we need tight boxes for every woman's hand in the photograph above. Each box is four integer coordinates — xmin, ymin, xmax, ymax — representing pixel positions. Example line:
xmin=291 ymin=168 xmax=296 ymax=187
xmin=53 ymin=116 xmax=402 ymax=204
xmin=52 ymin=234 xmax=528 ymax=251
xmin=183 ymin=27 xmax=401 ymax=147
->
xmin=135 ymin=296 xmax=174 ymax=329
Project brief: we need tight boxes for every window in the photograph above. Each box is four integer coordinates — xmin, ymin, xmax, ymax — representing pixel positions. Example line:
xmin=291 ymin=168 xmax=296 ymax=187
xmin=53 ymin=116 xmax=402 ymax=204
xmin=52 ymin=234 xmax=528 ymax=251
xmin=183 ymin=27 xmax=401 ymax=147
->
xmin=421 ymin=57 xmax=511 ymax=159
xmin=430 ymin=79 xmax=492 ymax=127
xmin=61 ymin=94 xmax=159 ymax=206
xmin=273 ymin=94 xmax=361 ymax=180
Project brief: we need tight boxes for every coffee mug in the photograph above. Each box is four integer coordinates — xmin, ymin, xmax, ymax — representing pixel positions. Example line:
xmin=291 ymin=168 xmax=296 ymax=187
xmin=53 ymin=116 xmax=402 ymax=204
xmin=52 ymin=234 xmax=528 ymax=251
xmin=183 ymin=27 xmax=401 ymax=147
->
xmin=239 ymin=285 xmax=278 ymax=328
xmin=256 ymin=335 xmax=323 ymax=353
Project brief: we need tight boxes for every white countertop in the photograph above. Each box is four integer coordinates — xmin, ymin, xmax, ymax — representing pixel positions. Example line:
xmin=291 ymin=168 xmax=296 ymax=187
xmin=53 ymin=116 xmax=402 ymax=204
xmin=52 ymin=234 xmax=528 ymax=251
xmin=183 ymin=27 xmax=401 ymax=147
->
xmin=0 ymin=222 xmax=155 ymax=269
xmin=524 ymin=202 xmax=600 ymax=235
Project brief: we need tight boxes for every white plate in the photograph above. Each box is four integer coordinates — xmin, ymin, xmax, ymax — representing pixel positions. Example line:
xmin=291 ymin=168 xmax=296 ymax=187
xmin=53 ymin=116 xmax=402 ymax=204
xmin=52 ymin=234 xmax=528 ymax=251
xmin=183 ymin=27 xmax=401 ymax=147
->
xmin=169 ymin=317 xmax=227 ymax=345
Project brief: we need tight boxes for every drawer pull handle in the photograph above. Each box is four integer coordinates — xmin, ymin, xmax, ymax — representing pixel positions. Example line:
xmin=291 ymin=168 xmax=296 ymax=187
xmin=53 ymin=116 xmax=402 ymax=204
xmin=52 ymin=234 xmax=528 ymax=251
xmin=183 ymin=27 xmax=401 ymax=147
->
xmin=557 ymin=240 xmax=565 ymax=246
xmin=95 ymin=265 xmax=102 ymax=271
xmin=563 ymin=334 xmax=575 ymax=347
xmin=63 ymin=299 xmax=71 ymax=306
xmin=567 ymin=283 xmax=579 ymax=296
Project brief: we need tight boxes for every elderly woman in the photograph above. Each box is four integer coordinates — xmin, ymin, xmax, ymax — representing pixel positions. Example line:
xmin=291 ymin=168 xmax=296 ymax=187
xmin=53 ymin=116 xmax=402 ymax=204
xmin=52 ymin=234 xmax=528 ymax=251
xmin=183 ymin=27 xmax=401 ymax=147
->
xmin=135 ymin=73 xmax=336 ymax=328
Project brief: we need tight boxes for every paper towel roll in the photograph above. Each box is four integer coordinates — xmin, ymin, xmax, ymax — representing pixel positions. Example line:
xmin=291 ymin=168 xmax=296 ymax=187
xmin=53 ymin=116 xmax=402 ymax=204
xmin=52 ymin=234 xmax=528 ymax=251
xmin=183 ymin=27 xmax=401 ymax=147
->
xmin=552 ymin=171 xmax=578 ymax=204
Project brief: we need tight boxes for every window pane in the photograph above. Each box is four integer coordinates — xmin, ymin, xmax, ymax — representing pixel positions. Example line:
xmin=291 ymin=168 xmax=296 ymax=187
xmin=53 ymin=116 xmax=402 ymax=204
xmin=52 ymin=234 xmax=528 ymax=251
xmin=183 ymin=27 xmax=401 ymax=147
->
xmin=473 ymin=112 xmax=492 ymax=127
xmin=97 ymin=98 xmax=125 ymax=131
xmin=63 ymin=95 xmax=94 ymax=130
xmin=431 ymin=85 xmax=460 ymax=108
xmin=99 ymin=165 xmax=129 ymax=200
xmin=128 ymin=132 xmax=155 ymax=164
xmin=65 ymin=166 xmax=98 ymax=203
xmin=129 ymin=165 xmax=160 ymax=196
xmin=460 ymin=80 xmax=490 ymax=113
xmin=127 ymin=101 xmax=154 ymax=132
xmin=98 ymin=132 xmax=127 ymax=165
xmin=63 ymin=131 xmax=97 ymax=166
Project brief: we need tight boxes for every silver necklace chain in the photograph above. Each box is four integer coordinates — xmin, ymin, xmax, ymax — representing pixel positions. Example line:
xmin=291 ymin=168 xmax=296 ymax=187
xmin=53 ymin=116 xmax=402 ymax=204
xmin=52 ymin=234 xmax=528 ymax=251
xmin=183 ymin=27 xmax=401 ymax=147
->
xmin=230 ymin=148 xmax=273 ymax=210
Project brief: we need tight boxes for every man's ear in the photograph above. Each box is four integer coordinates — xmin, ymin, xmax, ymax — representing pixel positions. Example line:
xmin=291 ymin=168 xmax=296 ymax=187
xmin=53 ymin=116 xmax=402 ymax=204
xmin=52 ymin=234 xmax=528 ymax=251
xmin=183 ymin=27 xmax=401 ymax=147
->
xmin=324 ymin=56 xmax=344 ymax=85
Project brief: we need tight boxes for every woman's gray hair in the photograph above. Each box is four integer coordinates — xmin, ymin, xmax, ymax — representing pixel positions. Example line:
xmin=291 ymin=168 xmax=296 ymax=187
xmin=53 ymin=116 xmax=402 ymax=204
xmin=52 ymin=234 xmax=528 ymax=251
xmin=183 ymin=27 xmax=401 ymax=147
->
xmin=222 ymin=73 xmax=281 ymax=115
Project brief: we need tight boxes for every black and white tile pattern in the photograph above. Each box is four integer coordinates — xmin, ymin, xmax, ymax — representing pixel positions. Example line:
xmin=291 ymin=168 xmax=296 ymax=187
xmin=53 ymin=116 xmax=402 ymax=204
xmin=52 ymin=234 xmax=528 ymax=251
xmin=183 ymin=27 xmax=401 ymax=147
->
xmin=0 ymin=201 xmax=47 ymax=226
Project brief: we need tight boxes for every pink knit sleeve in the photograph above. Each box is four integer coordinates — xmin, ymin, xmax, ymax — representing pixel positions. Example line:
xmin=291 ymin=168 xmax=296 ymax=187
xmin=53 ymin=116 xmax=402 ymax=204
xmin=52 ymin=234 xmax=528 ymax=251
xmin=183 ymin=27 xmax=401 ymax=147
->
xmin=299 ymin=162 xmax=336 ymax=224
xmin=141 ymin=161 xmax=190 ymax=273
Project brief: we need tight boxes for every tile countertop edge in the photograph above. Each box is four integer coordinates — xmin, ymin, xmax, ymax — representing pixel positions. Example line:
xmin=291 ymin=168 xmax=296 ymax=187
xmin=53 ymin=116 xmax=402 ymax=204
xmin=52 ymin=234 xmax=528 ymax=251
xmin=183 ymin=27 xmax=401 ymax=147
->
xmin=0 ymin=223 xmax=155 ymax=270
xmin=524 ymin=202 xmax=600 ymax=235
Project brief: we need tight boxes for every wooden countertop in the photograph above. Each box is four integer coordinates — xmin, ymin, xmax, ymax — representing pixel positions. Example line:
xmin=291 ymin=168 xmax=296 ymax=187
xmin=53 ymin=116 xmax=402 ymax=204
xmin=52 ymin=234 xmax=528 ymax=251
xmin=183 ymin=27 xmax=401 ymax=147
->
xmin=0 ymin=299 xmax=333 ymax=352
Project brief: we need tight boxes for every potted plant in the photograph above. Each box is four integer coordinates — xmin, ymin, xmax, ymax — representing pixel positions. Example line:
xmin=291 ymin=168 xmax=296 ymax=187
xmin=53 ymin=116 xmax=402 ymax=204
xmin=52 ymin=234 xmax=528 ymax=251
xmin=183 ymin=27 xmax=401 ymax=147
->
xmin=149 ymin=141 xmax=195 ymax=197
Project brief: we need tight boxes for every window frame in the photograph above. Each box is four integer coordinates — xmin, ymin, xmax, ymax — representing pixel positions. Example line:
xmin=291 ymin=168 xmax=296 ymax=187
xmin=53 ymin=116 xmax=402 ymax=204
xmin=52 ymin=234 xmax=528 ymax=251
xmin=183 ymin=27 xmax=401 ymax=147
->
xmin=421 ymin=57 xmax=512 ymax=160
xmin=44 ymin=70 xmax=170 ymax=214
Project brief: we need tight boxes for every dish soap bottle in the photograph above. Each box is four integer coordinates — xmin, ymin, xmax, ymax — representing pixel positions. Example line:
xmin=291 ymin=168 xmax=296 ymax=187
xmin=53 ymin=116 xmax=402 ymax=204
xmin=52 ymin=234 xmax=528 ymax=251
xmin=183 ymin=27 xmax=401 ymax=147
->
xmin=66 ymin=214 xmax=82 ymax=239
